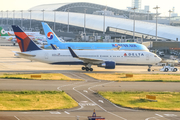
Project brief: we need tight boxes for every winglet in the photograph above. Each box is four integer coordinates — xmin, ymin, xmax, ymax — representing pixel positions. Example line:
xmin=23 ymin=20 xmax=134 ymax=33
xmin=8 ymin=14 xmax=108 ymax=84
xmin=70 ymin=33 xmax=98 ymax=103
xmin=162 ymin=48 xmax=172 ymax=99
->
xmin=50 ymin=44 xmax=57 ymax=50
xmin=68 ymin=47 xmax=78 ymax=58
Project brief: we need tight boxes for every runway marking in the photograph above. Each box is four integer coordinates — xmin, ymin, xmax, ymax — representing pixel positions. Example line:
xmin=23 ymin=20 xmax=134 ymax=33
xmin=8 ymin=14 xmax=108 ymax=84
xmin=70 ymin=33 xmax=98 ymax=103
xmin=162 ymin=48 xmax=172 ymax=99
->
xmin=64 ymin=111 xmax=70 ymax=114
xmin=164 ymin=114 xmax=177 ymax=117
xmin=50 ymin=111 xmax=61 ymax=114
xmin=98 ymin=100 xmax=104 ymax=103
xmin=83 ymin=90 xmax=88 ymax=93
xmin=88 ymin=82 xmax=137 ymax=112
xmin=79 ymin=102 xmax=97 ymax=106
xmin=155 ymin=114 xmax=163 ymax=117
xmin=72 ymin=82 xmax=127 ymax=120
xmin=14 ymin=116 xmax=20 ymax=120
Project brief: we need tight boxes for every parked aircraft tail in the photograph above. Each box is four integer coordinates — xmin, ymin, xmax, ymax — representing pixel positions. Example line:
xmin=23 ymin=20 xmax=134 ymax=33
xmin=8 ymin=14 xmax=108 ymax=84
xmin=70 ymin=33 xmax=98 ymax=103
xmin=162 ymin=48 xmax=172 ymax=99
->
xmin=41 ymin=22 xmax=63 ymax=45
xmin=0 ymin=27 xmax=10 ymax=36
xmin=11 ymin=25 xmax=41 ymax=52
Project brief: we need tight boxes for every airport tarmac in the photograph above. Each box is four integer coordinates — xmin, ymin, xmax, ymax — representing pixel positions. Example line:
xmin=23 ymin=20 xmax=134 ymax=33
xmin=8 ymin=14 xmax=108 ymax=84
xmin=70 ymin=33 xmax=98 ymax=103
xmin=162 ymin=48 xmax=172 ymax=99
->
xmin=1 ymin=39 xmax=180 ymax=120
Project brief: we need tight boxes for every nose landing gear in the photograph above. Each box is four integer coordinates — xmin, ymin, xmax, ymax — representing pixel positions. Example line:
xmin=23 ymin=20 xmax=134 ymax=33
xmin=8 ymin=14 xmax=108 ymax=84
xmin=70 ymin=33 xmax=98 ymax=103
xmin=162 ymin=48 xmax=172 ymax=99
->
xmin=148 ymin=65 xmax=152 ymax=72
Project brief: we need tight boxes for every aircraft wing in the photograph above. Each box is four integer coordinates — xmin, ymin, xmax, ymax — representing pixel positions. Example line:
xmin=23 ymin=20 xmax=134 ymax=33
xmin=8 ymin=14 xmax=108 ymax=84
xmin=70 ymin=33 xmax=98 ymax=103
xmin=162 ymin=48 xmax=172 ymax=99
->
xmin=14 ymin=52 xmax=36 ymax=57
xmin=68 ymin=47 xmax=104 ymax=64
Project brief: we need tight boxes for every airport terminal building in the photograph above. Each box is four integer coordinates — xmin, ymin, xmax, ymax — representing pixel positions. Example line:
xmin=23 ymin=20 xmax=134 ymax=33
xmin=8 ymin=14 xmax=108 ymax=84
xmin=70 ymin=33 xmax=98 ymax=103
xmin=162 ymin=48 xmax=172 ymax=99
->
xmin=1 ymin=2 xmax=180 ymax=44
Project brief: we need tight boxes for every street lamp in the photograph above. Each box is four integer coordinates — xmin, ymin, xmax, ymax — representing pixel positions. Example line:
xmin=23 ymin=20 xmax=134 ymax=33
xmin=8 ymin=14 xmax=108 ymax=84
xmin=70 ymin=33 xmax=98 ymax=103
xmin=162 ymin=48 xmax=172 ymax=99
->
xmin=153 ymin=5 xmax=160 ymax=42
xmin=103 ymin=9 xmax=105 ymax=35
xmin=21 ymin=10 xmax=23 ymax=28
xmin=84 ymin=9 xmax=87 ymax=41
xmin=1 ymin=10 xmax=3 ymax=25
xmin=6 ymin=10 xmax=8 ymax=25
xmin=42 ymin=9 xmax=45 ymax=22
xmin=168 ymin=10 xmax=172 ymax=25
xmin=13 ymin=10 xmax=15 ymax=25
xmin=54 ymin=10 xmax=56 ymax=31
xmin=67 ymin=8 xmax=70 ymax=32
xmin=131 ymin=6 xmax=137 ymax=40
xmin=147 ymin=10 xmax=150 ymax=21
xmin=28 ymin=10 xmax=32 ymax=30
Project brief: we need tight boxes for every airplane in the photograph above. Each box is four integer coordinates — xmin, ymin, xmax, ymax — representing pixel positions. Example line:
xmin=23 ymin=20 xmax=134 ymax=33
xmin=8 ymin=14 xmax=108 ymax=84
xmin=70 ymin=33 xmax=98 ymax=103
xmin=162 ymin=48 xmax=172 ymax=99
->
xmin=12 ymin=25 xmax=161 ymax=72
xmin=0 ymin=26 xmax=46 ymax=46
xmin=41 ymin=22 xmax=149 ymax=51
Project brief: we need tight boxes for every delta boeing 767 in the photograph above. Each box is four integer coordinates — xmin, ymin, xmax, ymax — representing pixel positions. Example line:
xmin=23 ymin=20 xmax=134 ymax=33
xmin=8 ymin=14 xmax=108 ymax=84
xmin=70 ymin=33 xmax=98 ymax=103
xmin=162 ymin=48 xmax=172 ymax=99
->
xmin=12 ymin=25 xmax=161 ymax=72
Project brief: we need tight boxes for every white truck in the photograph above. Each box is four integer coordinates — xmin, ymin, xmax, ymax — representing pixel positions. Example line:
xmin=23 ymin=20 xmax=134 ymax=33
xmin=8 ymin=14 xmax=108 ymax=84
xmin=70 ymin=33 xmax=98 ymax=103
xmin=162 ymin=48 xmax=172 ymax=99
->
xmin=160 ymin=63 xmax=179 ymax=72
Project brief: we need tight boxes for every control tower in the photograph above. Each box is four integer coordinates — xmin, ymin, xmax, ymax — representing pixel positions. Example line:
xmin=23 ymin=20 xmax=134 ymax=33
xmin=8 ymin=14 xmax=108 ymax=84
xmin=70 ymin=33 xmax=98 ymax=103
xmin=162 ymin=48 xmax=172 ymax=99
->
xmin=132 ymin=0 xmax=141 ymax=10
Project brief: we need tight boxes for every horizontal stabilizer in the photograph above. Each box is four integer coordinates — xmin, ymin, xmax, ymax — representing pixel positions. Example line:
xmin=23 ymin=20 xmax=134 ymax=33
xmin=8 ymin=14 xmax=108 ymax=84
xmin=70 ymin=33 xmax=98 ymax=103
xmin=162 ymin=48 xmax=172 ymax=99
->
xmin=15 ymin=52 xmax=36 ymax=57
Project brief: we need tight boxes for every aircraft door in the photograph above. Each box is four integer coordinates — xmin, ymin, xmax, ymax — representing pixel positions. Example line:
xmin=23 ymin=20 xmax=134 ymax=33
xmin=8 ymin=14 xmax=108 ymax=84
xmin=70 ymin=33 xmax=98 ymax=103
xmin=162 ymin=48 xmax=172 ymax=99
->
xmin=45 ymin=53 xmax=48 ymax=59
xmin=146 ymin=53 xmax=149 ymax=60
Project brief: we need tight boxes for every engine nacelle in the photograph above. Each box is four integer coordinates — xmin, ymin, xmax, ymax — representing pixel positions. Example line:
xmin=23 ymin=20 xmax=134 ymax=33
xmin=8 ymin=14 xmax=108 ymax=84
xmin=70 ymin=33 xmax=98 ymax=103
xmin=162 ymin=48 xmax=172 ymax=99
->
xmin=98 ymin=61 xmax=115 ymax=69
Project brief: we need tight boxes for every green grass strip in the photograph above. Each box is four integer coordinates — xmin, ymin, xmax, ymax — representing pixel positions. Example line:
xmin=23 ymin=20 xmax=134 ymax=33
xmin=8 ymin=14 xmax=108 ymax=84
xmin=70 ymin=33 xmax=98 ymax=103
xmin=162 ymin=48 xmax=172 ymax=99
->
xmin=0 ymin=91 xmax=78 ymax=110
xmin=99 ymin=91 xmax=180 ymax=111
xmin=85 ymin=73 xmax=180 ymax=82
xmin=0 ymin=73 xmax=82 ymax=81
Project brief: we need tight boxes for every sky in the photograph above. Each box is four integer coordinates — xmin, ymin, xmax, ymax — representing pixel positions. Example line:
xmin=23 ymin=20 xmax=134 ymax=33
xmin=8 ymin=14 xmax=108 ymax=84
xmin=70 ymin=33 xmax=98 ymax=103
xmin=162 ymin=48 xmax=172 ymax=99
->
xmin=0 ymin=0 xmax=179 ymax=16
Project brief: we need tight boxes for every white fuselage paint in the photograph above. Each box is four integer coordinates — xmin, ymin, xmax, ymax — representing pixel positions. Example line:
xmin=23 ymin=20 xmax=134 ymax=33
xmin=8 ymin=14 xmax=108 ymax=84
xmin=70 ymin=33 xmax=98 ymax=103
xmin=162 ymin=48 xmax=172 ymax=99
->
xmin=16 ymin=49 xmax=161 ymax=66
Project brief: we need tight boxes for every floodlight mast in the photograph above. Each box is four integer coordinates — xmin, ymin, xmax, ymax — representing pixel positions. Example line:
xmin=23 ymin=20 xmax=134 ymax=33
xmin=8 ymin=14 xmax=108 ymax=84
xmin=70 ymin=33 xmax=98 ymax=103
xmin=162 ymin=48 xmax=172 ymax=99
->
xmin=131 ymin=6 xmax=137 ymax=40
xmin=153 ymin=5 xmax=160 ymax=41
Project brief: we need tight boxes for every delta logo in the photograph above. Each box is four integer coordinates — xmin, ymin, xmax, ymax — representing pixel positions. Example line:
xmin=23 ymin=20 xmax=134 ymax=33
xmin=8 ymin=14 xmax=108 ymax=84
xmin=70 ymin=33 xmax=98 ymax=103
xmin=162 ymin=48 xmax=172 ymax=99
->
xmin=47 ymin=32 xmax=53 ymax=40
xmin=124 ymin=53 xmax=144 ymax=57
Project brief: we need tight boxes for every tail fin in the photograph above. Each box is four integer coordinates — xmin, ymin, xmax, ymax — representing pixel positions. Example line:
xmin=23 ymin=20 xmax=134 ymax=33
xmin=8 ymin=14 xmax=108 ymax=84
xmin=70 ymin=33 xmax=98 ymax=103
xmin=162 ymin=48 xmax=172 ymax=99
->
xmin=0 ymin=27 xmax=10 ymax=36
xmin=11 ymin=25 xmax=41 ymax=52
xmin=41 ymin=22 xmax=63 ymax=45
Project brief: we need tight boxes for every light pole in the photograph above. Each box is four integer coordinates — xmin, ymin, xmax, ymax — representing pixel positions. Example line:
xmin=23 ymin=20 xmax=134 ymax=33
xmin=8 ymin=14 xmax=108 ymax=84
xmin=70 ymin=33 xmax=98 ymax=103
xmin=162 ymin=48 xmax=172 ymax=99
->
xmin=54 ymin=10 xmax=56 ymax=31
xmin=67 ymin=8 xmax=70 ymax=32
xmin=131 ymin=6 xmax=137 ymax=40
xmin=153 ymin=5 xmax=160 ymax=42
xmin=168 ymin=10 xmax=172 ymax=25
xmin=29 ymin=10 xmax=32 ymax=30
xmin=84 ymin=9 xmax=87 ymax=41
xmin=42 ymin=9 xmax=45 ymax=22
xmin=1 ymin=11 xmax=3 ymax=25
xmin=21 ymin=10 xmax=23 ymax=28
xmin=103 ymin=7 xmax=106 ymax=35
xmin=147 ymin=10 xmax=150 ymax=21
xmin=13 ymin=10 xmax=15 ymax=25
xmin=6 ymin=10 xmax=8 ymax=25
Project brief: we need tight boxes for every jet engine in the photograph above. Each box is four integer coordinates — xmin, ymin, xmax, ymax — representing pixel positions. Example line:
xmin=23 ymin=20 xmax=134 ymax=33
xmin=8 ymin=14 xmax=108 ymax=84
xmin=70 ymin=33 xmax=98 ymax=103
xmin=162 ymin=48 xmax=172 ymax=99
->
xmin=98 ymin=61 xmax=115 ymax=69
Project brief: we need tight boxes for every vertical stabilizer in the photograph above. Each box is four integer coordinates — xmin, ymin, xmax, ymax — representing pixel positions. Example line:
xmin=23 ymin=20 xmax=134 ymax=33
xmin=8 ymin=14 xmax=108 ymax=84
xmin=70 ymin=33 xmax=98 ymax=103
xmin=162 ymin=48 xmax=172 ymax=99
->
xmin=41 ymin=22 xmax=63 ymax=45
xmin=11 ymin=25 xmax=41 ymax=52
xmin=0 ymin=27 xmax=9 ymax=36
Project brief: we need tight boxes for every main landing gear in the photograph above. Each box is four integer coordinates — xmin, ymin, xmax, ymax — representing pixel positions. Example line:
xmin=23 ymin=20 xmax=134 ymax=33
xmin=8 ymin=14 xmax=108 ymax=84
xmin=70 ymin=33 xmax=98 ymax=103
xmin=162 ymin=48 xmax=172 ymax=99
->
xmin=82 ymin=67 xmax=93 ymax=71
xmin=148 ymin=65 xmax=152 ymax=72
xmin=82 ymin=64 xmax=93 ymax=72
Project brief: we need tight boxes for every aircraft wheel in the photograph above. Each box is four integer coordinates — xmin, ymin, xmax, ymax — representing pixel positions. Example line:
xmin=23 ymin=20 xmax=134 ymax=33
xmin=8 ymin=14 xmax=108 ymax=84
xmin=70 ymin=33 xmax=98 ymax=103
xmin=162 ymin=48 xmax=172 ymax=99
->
xmin=173 ymin=68 xmax=177 ymax=72
xmin=86 ymin=67 xmax=89 ymax=71
xmin=164 ymin=68 xmax=168 ymax=72
xmin=148 ymin=68 xmax=151 ymax=72
xmin=90 ymin=68 xmax=93 ymax=71
xmin=82 ymin=67 xmax=85 ymax=70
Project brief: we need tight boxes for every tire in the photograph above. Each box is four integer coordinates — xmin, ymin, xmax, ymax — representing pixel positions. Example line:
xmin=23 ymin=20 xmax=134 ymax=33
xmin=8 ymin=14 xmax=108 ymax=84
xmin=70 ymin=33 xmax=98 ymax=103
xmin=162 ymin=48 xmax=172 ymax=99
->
xmin=173 ymin=68 xmax=177 ymax=72
xmin=82 ymin=67 xmax=85 ymax=70
xmin=164 ymin=68 xmax=168 ymax=72
xmin=90 ymin=68 xmax=93 ymax=71
xmin=148 ymin=68 xmax=151 ymax=72
xmin=86 ymin=68 xmax=89 ymax=71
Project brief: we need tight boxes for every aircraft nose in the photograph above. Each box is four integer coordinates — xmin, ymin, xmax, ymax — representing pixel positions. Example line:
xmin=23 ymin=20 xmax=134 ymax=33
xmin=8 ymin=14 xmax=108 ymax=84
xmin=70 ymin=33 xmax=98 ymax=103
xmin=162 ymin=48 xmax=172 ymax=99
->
xmin=157 ymin=56 xmax=162 ymax=63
